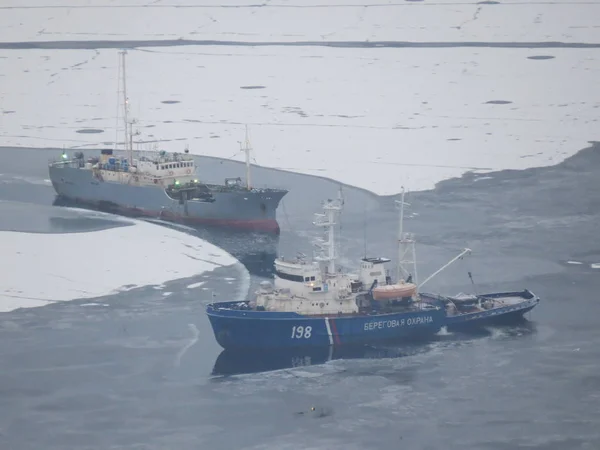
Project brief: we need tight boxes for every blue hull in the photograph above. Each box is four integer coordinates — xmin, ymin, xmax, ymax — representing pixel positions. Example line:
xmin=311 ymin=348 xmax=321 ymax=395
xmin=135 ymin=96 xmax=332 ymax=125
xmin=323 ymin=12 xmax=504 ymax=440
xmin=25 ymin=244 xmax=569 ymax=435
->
xmin=206 ymin=301 xmax=445 ymax=350
xmin=421 ymin=290 xmax=540 ymax=330
xmin=445 ymin=299 xmax=539 ymax=329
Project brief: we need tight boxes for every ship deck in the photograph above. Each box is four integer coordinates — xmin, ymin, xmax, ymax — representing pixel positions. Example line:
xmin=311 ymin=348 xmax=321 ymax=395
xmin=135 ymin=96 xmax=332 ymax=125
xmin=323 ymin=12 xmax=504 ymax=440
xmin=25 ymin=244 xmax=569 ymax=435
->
xmin=447 ymin=295 xmax=538 ymax=317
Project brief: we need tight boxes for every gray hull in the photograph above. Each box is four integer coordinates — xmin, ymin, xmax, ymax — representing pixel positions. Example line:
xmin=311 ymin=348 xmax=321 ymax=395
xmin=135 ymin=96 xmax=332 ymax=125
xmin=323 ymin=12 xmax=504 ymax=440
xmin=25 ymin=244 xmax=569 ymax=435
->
xmin=49 ymin=164 xmax=287 ymax=233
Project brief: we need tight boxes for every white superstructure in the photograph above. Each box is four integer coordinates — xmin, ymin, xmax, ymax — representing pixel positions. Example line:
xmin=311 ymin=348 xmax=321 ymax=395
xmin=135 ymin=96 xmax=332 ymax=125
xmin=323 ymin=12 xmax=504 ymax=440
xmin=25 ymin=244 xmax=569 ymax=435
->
xmin=255 ymin=190 xmax=375 ymax=315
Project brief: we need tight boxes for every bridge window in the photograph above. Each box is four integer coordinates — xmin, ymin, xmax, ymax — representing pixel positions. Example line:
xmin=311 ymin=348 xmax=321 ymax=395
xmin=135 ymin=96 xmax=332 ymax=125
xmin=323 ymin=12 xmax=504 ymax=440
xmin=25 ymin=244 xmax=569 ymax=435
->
xmin=275 ymin=270 xmax=303 ymax=283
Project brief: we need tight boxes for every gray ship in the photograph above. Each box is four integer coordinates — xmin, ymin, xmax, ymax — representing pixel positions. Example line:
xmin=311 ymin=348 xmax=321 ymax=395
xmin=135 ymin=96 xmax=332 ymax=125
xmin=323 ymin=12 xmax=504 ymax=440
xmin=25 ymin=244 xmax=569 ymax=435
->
xmin=48 ymin=50 xmax=288 ymax=233
xmin=49 ymin=149 xmax=287 ymax=233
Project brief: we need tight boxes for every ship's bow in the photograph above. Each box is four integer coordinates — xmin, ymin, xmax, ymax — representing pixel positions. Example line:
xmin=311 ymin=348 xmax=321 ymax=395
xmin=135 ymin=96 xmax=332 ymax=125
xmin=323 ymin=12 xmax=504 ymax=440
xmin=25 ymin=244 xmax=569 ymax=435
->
xmin=208 ymin=187 xmax=288 ymax=233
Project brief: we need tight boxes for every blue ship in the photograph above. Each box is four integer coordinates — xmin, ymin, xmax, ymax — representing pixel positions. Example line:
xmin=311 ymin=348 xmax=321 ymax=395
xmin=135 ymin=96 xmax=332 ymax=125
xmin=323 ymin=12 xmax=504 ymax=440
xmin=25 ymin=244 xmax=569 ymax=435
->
xmin=207 ymin=188 xmax=541 ymax=350
xmin=206 ymin=300 xmax=444 ymax=350
xmin=206 ymin=191 xmax=446 ymax=350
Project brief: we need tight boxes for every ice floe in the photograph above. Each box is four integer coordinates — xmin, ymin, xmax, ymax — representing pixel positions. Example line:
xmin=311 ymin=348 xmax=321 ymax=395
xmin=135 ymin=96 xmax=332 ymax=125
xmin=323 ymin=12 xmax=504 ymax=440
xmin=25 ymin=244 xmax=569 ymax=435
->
xmin=1 ymin=46 xmax=598 ymax=195
xmin=0 ymin=209 xmax=244 ymax=313
xmin=1 ymin=0 xmax=599 ymax=43
xmin=1 ymin=1 xmax=598 ymax=195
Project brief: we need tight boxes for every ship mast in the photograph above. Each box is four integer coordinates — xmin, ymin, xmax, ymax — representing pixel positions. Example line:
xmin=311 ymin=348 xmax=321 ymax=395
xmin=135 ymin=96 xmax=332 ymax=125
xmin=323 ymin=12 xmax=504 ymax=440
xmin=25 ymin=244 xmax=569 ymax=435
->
xmin=396 ymin=187 xmax=418 ymax=285
xmin=395 ymin=187 xmax=471 ymax=291
xmin=243 ymin=125 xmax=252 ymax=190
xmin=313 ymin=188 xmax=344 ymax=275
xmin=120 ymin=49 xmax=133 ymax=165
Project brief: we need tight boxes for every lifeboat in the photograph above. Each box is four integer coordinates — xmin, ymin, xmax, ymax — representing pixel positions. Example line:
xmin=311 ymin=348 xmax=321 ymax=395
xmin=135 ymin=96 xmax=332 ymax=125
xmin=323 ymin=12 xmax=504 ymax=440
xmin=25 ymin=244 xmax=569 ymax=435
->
xmin=372 ymin=282 xmax=417 ymax=300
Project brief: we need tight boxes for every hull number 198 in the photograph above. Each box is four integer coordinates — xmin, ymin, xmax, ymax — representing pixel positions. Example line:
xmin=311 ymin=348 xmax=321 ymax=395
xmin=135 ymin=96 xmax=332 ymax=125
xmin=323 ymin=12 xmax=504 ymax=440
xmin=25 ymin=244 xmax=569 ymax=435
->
xmin=291 ymin=325 xmax=312 ymax=339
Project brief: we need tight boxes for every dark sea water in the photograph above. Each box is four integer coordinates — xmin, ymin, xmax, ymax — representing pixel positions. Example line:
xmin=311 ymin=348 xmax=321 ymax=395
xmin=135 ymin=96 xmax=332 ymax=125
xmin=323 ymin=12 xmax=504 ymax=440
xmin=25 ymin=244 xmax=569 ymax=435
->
xmin=1 ymin=145 xmax=600 ymax=449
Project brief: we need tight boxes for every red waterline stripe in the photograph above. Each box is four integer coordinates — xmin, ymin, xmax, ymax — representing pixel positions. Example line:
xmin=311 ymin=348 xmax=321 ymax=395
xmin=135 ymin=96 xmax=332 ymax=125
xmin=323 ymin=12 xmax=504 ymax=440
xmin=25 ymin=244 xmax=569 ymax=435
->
xmin=70 ymin=199 xmax=280 ymax=233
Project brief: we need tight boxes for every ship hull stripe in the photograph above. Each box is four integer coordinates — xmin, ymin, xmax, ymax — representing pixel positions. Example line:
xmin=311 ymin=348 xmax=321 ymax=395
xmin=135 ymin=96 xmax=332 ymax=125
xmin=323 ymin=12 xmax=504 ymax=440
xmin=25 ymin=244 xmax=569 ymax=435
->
xmin=55 ymin=198 xmax=280 ymax=232
xmin=324 ymin=317 xmax=334 ymax=345
xmin=329 ymin=318 xmax=341 ymax=345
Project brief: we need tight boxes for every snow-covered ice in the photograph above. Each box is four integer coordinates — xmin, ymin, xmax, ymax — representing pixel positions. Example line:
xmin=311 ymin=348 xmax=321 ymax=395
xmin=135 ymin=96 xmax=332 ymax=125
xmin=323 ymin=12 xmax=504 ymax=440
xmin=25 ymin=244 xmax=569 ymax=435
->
xmin=1 ymin=0 xmax=599 ymax=43
xmin=0 ymin=210 xmax=244 ymax=313
xmin=1 ymin=1 xmax=598 ymax=195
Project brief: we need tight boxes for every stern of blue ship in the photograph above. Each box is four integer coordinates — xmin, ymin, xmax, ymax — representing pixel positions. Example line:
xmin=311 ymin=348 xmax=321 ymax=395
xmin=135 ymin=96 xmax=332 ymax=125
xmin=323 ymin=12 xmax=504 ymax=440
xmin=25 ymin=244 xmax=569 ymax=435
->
xmin=421 ymin=289 xmax=541 ymax=330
